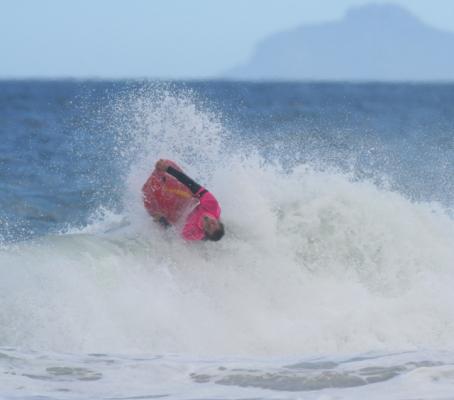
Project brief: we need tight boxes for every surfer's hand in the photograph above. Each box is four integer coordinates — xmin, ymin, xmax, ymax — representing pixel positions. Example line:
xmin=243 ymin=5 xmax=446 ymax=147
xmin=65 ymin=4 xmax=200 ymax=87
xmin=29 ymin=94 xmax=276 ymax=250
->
xmin=155 ymin=159 xmax=169 ymax=172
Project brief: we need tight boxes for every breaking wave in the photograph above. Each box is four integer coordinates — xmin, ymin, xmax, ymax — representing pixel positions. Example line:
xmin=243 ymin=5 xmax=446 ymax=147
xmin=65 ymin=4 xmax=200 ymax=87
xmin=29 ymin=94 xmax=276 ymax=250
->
xmin=1 ymin=88 xmax=453 ymax=356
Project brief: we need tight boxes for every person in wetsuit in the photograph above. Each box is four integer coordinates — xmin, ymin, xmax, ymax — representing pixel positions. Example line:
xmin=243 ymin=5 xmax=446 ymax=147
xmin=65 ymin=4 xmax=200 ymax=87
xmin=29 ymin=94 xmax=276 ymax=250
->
xmin=144 ymin=159 xmax=224 ymax=242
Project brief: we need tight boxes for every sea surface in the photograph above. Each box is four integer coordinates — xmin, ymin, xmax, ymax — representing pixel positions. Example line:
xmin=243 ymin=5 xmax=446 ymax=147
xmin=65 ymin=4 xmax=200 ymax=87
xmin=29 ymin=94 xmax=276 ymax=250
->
xmin=0 ymin=80 xmax=454 ymax=399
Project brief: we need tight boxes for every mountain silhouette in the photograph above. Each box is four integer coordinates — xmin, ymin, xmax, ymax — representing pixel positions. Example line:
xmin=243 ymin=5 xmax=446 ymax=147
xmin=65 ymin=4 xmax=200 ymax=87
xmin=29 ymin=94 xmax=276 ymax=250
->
xmin=225 ymin=4 xmax=454 ymax=81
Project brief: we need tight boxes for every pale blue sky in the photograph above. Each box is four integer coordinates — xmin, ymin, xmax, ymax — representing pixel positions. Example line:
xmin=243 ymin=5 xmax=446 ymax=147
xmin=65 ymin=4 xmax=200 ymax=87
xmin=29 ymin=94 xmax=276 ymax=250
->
xmin=1 ymin=0 xmax=454 ymax=79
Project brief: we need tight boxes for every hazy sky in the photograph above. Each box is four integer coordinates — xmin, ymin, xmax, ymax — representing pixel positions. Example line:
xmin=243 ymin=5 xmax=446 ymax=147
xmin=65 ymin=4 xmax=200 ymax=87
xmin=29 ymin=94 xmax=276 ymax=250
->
xmin=1 ymin=0 xmax=454 ymax=79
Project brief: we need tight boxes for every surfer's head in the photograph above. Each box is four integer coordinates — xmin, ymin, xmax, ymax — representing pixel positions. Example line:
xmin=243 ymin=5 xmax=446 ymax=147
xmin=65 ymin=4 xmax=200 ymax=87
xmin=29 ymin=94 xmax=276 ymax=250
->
xmin=203 ymin=216 xmax=225 ymax=242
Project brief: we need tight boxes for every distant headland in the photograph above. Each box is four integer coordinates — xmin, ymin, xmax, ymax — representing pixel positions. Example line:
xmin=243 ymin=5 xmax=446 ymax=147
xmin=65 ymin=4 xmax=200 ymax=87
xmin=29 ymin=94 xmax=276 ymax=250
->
xmin=224 ymin=4 xmax=454 ymax=81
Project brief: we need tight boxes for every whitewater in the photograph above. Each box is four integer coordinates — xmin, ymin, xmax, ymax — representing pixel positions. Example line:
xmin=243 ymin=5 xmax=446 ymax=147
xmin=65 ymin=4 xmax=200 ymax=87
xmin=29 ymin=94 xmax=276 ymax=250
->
xmin=1 ymin=82 xmax=454 ymax=399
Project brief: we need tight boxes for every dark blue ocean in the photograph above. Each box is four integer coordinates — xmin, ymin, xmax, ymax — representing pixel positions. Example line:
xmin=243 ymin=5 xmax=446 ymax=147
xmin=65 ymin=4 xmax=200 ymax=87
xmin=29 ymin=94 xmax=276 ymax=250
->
xmin=1 ymin=81 xmax=454 ymax=399
xmin=1 ymin=81 xmax=453 ymax=241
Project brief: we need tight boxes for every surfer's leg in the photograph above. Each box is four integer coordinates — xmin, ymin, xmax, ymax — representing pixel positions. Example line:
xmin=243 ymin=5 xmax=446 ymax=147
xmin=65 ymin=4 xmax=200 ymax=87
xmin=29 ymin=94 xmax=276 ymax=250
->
xmin=157 ymin=216 xmax=170 ymax=228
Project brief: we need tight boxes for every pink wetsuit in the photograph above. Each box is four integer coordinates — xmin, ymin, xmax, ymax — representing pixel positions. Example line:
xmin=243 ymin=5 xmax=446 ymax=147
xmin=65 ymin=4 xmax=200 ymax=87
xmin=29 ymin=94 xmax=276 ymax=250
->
xmin=143 ymin=161 xmax=221 ymax=241
xmin=182 ymin=189 xmax=221 ymax=241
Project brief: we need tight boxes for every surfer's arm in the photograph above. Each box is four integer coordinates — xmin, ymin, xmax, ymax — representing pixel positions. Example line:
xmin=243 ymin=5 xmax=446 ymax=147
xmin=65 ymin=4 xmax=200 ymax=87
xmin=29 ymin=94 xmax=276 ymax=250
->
xmin=166 ymin=166 xmax=219 ymax=213
xmin=166 ymin=166 xmax=206 ymax=197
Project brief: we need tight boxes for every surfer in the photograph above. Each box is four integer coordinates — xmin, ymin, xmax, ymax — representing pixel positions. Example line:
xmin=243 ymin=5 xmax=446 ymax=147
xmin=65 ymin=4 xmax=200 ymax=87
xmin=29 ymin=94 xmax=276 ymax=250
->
xmin=142 ymin=159 xmax=225 ymax=242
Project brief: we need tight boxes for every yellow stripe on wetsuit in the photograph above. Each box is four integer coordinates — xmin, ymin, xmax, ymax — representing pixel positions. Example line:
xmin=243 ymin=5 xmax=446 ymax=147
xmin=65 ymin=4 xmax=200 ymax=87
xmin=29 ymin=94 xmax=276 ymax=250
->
xmin=164 ymin=188 xmax=192 ymax=198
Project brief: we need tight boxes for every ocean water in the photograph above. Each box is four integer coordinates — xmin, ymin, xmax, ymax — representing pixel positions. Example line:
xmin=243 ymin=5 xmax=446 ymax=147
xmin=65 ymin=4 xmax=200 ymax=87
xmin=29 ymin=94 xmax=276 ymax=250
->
xmin=0 ymin=80 xmax=454 ymax=399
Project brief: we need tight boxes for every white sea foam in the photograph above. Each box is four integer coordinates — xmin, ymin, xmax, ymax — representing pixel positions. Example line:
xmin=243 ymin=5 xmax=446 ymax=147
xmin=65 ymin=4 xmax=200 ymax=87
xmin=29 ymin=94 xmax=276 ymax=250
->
xmin=0 ymin=89 xmax=453 ymax=359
